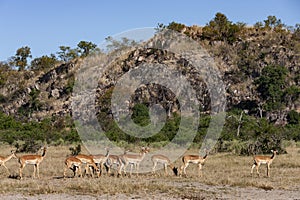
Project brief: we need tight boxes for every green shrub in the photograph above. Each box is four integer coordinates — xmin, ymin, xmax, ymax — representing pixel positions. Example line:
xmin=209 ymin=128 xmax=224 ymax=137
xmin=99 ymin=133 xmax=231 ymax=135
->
xmin=69 ymin=144 xmax=81 ymax=156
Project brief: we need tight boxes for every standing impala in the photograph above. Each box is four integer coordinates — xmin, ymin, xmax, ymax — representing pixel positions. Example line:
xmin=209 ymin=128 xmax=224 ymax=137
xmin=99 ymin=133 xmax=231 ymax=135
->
xmin=179 ymin=150 xmax=208 ymax=177
xmin=251 ymin=150 xmax=277 ymax=177
xmin=91 ymin=148 xmax=110 ymax=175
xmin=119 ymin=147 xmax=150 ymax=177
xmin=151 ymin=154 xmax=178 ymax=176
xmin=18 ymin=146 xmax=47 ymax=180
xmin=64 ymin=156 xmax=82 ymax=178
xmin=0 ymin=150 xmax=17 ymax=174
xmin=75 ymin=154 xmax=100 ymax=178
xmin=105 ymin=154 xmax=124 ymax=176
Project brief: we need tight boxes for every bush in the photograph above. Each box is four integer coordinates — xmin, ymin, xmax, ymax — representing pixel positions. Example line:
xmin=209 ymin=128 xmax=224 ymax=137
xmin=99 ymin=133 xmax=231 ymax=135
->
xmin=14 ymin=139 xmax=42 ymax=153
xmin=0 ymin=111 xmax=80 ymax=145
xmin=218 ymin=139 xmax=249 ymax=155
xmin=69 ymin=144 xmax=81 ymax=156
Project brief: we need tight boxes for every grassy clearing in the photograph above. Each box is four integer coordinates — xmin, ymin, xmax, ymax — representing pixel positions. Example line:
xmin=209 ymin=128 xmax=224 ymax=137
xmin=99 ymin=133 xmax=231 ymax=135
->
xmin=0 ymin=145 xmax=299 ymax=198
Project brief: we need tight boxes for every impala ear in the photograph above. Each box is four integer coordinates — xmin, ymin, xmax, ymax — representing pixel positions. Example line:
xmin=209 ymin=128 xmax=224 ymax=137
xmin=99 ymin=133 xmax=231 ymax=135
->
xmin=271 ymin=150 xmax=274 ymax=153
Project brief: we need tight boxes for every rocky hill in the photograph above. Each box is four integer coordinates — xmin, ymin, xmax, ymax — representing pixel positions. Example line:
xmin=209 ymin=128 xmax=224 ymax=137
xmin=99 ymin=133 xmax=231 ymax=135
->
xmin=0 ymin=16 xmax=300 ymax=129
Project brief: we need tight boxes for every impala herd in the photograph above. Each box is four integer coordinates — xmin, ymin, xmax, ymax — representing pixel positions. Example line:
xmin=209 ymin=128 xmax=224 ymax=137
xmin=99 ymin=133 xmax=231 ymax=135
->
xmin=0 ymin=146 xmax=278 ymax=179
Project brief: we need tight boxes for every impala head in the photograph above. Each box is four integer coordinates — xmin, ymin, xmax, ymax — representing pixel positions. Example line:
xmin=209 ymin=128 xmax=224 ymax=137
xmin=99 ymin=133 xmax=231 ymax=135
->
xmin=141 ymin=147 xmax=150 ymax=153
xmin=104 ymin=147 xmax=110 ymax=156
xmin=41 ymin=146 xmax=47 ymax=157
xmin=270 ymin=150 xmax=278 ymax=158
xmin=203 ymin=150 xmax=209 ymax=159
xmin=271 ymin=150 xmax=278 ymax=154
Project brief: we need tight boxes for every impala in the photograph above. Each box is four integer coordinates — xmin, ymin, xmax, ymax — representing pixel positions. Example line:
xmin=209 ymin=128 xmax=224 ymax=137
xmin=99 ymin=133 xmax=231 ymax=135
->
xmin=75 ymin=154 xmax=100 ymax=178
xmin=179 ymin=150 xmax=208 ymax=177
xmin=105 ymin=154 xmax=124 ymax=176
xmin=251 ymin=150 xmax=277 ymax=177
xmin=151 ymin=154 xmax=178 ymax=176
xmin=18 ymin=146 xmax=47 ymax=179
xmin=119 ymin=147 xmax=150 ymax=176
xmin=91 ymin=148 xmax=110 ymax=175
xmin=64 ymin=156 xmax=82 ymax=178
xmin=0 ymin=150 xmax=17 ymax=174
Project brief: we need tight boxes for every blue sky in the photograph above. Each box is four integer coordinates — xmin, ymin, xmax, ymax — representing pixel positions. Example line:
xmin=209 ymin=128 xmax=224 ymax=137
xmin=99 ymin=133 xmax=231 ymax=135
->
xmin=0 ymin=0 xmax=299 ymax=61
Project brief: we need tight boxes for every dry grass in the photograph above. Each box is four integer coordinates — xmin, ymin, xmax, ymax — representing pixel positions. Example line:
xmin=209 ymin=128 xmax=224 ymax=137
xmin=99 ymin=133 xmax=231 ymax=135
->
xmin=0 ymin=145 xmax=299 ymax=199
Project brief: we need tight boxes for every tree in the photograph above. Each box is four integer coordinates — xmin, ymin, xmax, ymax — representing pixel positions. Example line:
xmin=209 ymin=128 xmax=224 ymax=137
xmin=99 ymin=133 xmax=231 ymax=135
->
xmin=57 ymin=46 xmax=79 ymax=62
xmin=12 ymin=46 xmax=32 ymax=71
xmin=254 ymin=21 xmax=264 ymax=29
xmin=264 ymin=15 xmax=285 ymax=30
xmin=255 ymin=65 xmax=288 ymax=111
xmin=30 ymin=54 xmax=58 ymax=71
xmin=77 ymin=41 xmax=97 ymax=57
xmin=167 ymin=22 xmax=186 ymax=32
xmin=155 ymin=23 xmax=167 ymax=32
xmin=292 ymin=23 xmax=300 ymax=41
xmin=0 ymin=62 xmax=10 ymax=86
xmin=105 ymin=36 xmax=138 ymax=52
xmin=287 ymin=110 xmax=300 ymax=125
xmin=202 ymin=12 xmax=243 ymax=43
xmin=131 ymin=103 xmax=150 ymax=126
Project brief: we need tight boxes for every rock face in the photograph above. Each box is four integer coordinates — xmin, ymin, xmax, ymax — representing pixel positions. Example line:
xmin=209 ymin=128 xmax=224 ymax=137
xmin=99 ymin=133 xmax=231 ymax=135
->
xmin=0 ymin=26 xmax=299 ymax=125
xmin=0 ymin=60 xmax=80 ymax=121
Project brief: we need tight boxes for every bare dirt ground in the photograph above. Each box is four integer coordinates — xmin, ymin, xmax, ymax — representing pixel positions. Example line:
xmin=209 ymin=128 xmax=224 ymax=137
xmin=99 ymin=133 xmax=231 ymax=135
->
xmin=0 ymin=178 xmax=299 ymax=200
xmin=0 ymin=145 xmax=299 ymax=199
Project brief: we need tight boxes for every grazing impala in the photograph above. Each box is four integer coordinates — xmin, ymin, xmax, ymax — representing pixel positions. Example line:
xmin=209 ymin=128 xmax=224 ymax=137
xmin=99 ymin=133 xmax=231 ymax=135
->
xmin=119 ymin=147 xmax=150 ymax=176
xmin=64 ymin=156 xmax=82 ymax=178
xmin=179 ymin=150 xmax=208 ymax=177
xmin=91 ymin=148 xmax=110 ymax=175
xmin=0 ymin=150 xmax=17 ymax=174
xmin=18 ymin=146 xmax=47 ymax=179
xmin=151 ymin=154 xmax=178 ymax=176
xmin=75 ymin=154 xmax=100 ymax=178
xmin=251 ymin=150 xmax=277 ymax=177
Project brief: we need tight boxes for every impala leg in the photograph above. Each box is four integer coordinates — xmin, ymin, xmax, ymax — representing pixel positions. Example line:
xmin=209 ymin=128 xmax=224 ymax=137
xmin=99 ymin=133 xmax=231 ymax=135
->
xmin=130 ymin=164 xmax=133 ymax=177
xmin=107 ymin=164 xmax=112 ymax=176
xmin=163 ymin=163 xmax=168 ymax=176
xmin=183 ymin=163 xmax=189 ymax=176
xmin=36 ymin=164 xmax=40 ymax=179
xmin=63 ymin=165 xmax=68 ymax=178
xmin=100 ymin=163 xmax=104 ymax=176
xmin=251 ymin=164 xmax=256 ymax=175
xmin=78 ymin=165 xmax=82 ymax=178
xmin=267 ymin=164 xmax=270 ymax=177
xmin=89 ymin=165 xmax=94 ymax=178
xmin=32 ymin=165 xmax=36 ymax=179
xmin=152 ymin=162 xmax=157 ymax=175
xmin=84 ymin=165 xmax=89 ymax=177
xmin=256 ymin=163 xmax=260 ymax=177
xmin=73 ymin=166 xmax=77 ymax=177
xmin=117 ymin=164 xmax=122 ymax=177
xmin=123 ymin=163 xmax=128 ymax=176
xmin=198 ymin=164 xmax=202 ymax=177
xmin=2 ymin=164 xmax=10 ymax=174
xmin=136 ymin=163 xmax=139 ymax=177
xmin=19 ymin=163 xmax=26 ymax=180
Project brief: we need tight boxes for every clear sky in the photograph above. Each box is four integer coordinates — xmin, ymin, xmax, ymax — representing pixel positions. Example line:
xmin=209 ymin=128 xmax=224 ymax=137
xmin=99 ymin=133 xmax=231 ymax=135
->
xmin=0 ymin=0 xmax=299 ymax=61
